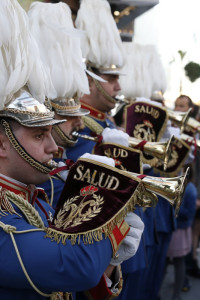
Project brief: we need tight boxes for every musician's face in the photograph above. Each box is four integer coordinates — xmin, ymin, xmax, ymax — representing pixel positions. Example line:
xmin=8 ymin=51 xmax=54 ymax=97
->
xmin=60 ymin=116 xmax=84 ymax=139
xmin=89 ymin=74 xmax=121 ymax=112
xmin=174 ymin=97 xmax=190 ymax=112
xmin=53 ymin=114 xmax=84 ymax=147
xmin=0 ymin=123 xmax=58 ymax=185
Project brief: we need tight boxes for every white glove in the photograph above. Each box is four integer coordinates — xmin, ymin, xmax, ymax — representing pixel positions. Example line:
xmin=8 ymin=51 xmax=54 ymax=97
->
xmin=161 ymin=121 xmax=181 ymax=141
xmin=80 ymin=153 xmax=115 ymax=167
xmin=102 ymin=128 xmax=129 ymax=147
xmin=110 ymin=212 xmax=144 ymax=266
xmin=57 ymin=161 xmax=69 ymax=181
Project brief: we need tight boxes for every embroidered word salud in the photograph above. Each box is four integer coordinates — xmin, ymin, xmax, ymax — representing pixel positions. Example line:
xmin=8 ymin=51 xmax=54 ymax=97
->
xmin=134 ymin=104 xmax=160 ymax=119
xmin=74 ymin=164 xmax=119 ymax=190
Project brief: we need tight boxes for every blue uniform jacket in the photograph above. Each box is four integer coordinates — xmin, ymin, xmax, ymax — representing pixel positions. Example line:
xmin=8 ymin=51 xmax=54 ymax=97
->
xmin=0 ymin=196 xmax=112 ymax=299
xmin=176 ymin=181 xmax=197 ymax=229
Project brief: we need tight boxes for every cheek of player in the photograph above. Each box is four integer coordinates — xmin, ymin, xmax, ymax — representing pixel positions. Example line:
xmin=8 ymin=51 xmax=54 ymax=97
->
xmin=7 ymin=125 xmax=58 ymax=185
xmin=56 ymin=115 xmax=83 ymax=139
xmin=97 ymin=74 xmax=121 ymax=112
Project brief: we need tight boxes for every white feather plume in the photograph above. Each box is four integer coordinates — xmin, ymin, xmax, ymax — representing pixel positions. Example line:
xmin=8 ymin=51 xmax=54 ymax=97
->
xmin=0 ymin=0 xmax=50 ymax=109
xmin=76 ymin=0 xmax=124 ymax=68
xmin=119 ymin=42 xmax=167 ymax=99
xmin=28 ymin=1 xmax=90 ymax=100
xmin=0 ymin=0 xmax=31 ymax=109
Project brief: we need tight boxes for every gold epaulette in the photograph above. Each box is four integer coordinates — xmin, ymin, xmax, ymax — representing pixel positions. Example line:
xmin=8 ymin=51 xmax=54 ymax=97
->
xmin=82 ymin=115 xmax=104 ymax=135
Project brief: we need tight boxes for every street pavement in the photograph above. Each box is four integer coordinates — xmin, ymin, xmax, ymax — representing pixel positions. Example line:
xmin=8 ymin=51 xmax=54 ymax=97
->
xmin=160 ymin=264 xmax=200 ymax=300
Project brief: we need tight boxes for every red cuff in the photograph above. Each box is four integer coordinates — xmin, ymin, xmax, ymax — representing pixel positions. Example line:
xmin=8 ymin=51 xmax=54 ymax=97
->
xmin=108 ymin=220 xmax=130 ymax=255
xmin=84 ymin=271 xmax=123 ymax=300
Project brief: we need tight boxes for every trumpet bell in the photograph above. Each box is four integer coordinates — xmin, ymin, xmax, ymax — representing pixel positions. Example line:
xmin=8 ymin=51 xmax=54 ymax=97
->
xmin=127 ymin=167 xmax=189 ymax=216
xmin=181 ymin=133 xmax=200 ymax=148
xmin=167 ymin=108 xmax=191 ymax=133
xmin=186 ymin=117 xmax=200 ymax=134
xmin=129 ymin=135 xmax=173 ymax=171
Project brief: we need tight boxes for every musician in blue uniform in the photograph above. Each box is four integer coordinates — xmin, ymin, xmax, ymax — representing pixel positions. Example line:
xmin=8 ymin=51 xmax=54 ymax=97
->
xmin=66 ymin=0 xmax=124 ymax=162
xmin=0 ymin=1 xmax=145 ymax=299
xmin=28 ymin=0 xmax=124 ymax=209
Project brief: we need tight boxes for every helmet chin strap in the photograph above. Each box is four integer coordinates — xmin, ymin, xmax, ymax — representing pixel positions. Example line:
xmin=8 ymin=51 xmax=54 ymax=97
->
xmin=53 ymin=125 xmax=77 ymax=147
xmin=92 ymin=77 xmax=117 ymax=104
xmin=1 ymin=119 xmax=52 ymax=174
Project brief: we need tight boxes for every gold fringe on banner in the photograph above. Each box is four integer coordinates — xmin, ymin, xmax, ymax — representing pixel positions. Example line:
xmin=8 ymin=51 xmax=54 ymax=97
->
xmin=45 ymin=188 xmax=140 ymax=247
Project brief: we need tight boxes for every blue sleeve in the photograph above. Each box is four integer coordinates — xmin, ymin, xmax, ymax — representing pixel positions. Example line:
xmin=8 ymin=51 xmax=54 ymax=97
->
xmin=0 ymin=213 xmax=112 ymax=293
xmin=178 ymin=182 xmax=197 ymax=221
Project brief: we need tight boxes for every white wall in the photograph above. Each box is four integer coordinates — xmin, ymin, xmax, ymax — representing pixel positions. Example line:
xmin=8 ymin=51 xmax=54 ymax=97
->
xmin=134 ymin=0 xmax=200 ymax=107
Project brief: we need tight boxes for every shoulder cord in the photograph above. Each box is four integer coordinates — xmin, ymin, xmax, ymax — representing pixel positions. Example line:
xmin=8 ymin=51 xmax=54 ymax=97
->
xmin=0 ymin=222 xmax=55 ymax=298
xmin=82 ymin=115 xmax=104 ymax=135
xmin=0 ymin=190 xmax=63 ymax=299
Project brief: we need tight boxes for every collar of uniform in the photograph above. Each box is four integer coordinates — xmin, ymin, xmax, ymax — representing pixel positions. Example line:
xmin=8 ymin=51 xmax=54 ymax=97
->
xmin=0 ymin=174 xmax=31 ymax=202
xmin=53 ymin=146 xmax=64 ymax=159
xmin=81 ymin=101 xmax=106 ymax=121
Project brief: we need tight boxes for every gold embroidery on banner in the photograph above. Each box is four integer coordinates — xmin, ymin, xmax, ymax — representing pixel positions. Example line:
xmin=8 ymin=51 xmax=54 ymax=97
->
xmin=156 ymin=150 xmax=178 ymax=169
xmin=54 ymin=193 xmax=104 ymax=229
xmin=133 ymin=122 xmax=156 ymax=142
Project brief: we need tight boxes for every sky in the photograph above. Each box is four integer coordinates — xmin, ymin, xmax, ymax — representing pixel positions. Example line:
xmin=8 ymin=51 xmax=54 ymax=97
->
xmin=134 ymin=0 xmax=200 ymax=107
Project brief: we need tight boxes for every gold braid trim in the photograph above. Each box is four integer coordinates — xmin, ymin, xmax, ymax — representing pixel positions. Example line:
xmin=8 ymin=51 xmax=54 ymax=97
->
xmin=51 ymin=101 xmax=81 ymax=112
xmin=54 ymin=125 xmax=76 ymax=146
xmin=1 ymin=120 xmax=51 ymax=174
xmin=5 ymin=190 xmax=45 ymax=229
xmin=45 ymin=184 xmax=150 ymax=248
xmin=4 ymin=108 xmax=54 ymax=118
xmin=82 ymin=116 xmax=104 ymax=135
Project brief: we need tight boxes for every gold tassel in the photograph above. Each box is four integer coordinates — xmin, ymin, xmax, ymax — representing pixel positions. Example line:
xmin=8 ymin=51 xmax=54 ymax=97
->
xmin=0 ymin=188 xmax=21 ymax=217
xmin=50 ymin=292 xmax=73 ymax=300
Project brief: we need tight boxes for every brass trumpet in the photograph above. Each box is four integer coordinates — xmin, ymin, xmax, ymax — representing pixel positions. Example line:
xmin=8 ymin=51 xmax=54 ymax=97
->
xmin=167 ymin=108 xmax=191 ymax=132
xmin=185 ymin=117 xmax=200 ymax=134
xmin=181 ymin=133 xmax=200 ymax=148
xmin=128 ymin=136 xmax=173 ymax=170
xmin=127 ymin=167 xmax=189 ymax=216
xmin=72 ymin=131 xmax=173 ymax=169
xmin=168 ymin=108 xmax=200 ymax=134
